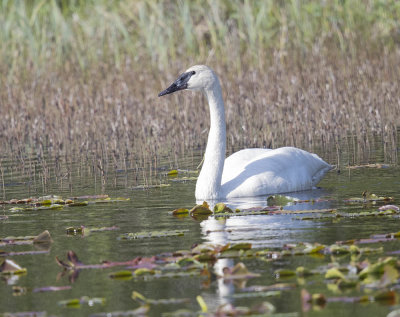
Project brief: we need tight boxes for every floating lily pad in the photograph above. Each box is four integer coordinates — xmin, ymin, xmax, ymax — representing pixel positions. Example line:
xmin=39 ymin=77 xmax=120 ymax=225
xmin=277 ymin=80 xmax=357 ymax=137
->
xmin=221 ymin=262 xmax=260 ymax=280
xmin=33 ymin=286 xmax=72 ymax=293
xmin=109 ymin=270 xmax=133 ymax=279
xmin=66 ymin=226 xmax=119 ymax=235
xmin=325 ymin=267 xmax=346 ymax=280
xmin=267 ymin=195 xmax=295 ymax=206
xmin=132 ymin=290 xmax=190 ymax=305
xmin=189 ymin=201 xmax=212 ymax=216
xmin=213 ymin=203 xmax=233 ymax=213
xmin=167 ymin=169 xmax=178 ymax=176
xmin=131 ymin=184 xmax=170 ymax=190
xmin=89 ymin=305 xmax=150 ymax=317
xmin=232 ymin=291 xmax=281 ymax=298
xmin=58 ymin=296 xmax=105 ymax=308
xmin=0 ymin=259 xmax=27 ymax=275
xmin=171 ymin=208 xmax=189 ymax=215
xmin=0 ymin=230 xmax=52 ymax=246
xmin=118 ymin=229 xmax=188 ymax=240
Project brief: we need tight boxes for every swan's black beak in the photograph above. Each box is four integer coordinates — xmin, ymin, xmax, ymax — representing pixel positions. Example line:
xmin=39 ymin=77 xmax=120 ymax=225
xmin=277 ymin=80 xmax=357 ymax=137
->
xmin=158 ymin=71 xmax=195 ymax=97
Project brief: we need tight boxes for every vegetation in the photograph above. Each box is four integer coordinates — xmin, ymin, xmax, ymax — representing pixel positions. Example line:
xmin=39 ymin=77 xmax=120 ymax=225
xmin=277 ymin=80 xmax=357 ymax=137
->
xmin=1 ymin=0 xmax=399 ymax=70
xmin=0 ymin=0 xmax=399 ymax=185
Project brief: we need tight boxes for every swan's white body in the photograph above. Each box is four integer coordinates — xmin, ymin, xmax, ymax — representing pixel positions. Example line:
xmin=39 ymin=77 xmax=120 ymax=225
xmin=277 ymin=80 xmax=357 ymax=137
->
xmin=159 ymin=65 xmax=332 ymax=200
xmin=217 ymin=147 xmax=330 ymax=199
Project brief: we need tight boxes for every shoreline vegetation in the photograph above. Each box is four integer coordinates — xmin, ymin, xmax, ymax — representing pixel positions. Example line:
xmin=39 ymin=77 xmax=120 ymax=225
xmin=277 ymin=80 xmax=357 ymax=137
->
xmin=0 ymin=0 xmax=399 ymax=190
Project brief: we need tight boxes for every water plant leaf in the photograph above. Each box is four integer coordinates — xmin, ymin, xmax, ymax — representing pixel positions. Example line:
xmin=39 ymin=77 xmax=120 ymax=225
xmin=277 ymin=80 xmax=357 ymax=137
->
xmin=12 ymin=286 xmax=27 ymax=296
xmin=0 ymin=312 xmax=47 ymax=317
xmin=304 ymin=244 xmax=325 ymax=254
xmin=347 ymin=163 xmax=390 ymax=169
xmin=301 ymin=289 xmax=327 ymax=311
xmin=241 ymin=283 xmax=296 ymax=292
xmin=109 ymin=270 xmax=133 ymax=279
xmin=196 ymin=295 xmax=208 ymax=313
xmin=131 ymin=290 xmax=190 ymax=305
xmin=177 ymin=257 xmax=203 ymax=268
xmin=0 ymin=231 xmax=52 ymax=246
xmin=89 ymin=305 xmax=150 ymax=317
xmin=212 ymin=301 xmax=277 ymax=315
xmin=0 ymin=250 xmax=49 ymax=256
xmin=119 ymin=229 xmax=188 ymax=240
xmin=373 ymin=290 xmax=397 ymax=304
xmin=58 ymin=296 xmax=105 ymax=308
xmin=213 ymin=203 xmax=233 ymax=213
xmin=134 ymin=268 xmax=156 ymax=276
xmin=0 ymin=259 xmax=26 ymax=274
xmin=222 ymin=262 xmax=260 ymax=280
xmin=70 ymin=194 xmax=109 ymax=200
xmin=344 ymin=192 xmax=394 ymax=203
xmin=66 ymin=226 xmax=84 ymax=235
xmin=272 ymin=208 xmax=336 ymax=215
xmin=215 ymin=207 xmax=336 ymax=219
xmin=67 ymin=201 xmax=89 ymax=207
xmin=221 ymin=243 xmax=252 ymax=252
xmin=358 ymin=257 xmax=397 ymax=280
xmin=171 ymin=208 xmax=189 ymax=215
xmin=33 ymin=286 xmax=72 ymax=292
xmin=170 ymin=176 xmax=198 ymax=182
xmin=9 ymin=207 xmax=33 ymax=212
xmin=328 ymin=245 xmax=351 ymax=255
xmin=267 ymin=195 xmax=295 ymax=206
xmin=131 ymin=291 xmax=147 ymax=305
xmin=189 ymin=201 xmax=212 ymax=216
xmin=325 ymin=268 xmax=346 ymax=280
xmin=167 ymin=169 xmax=178 ymax=176
xmin=378 ymin=264 xmax=399 ymax=288
xmin=296 ymin=266 xmax=315 ymax=277
xmin=274 ymin=269 xmax=296 ymax=278
xmin=131 ymin=184 xmax=170 ymax=190
xmin=336 ymin=229 xmax=400 ymax=245
xmin=55 ymin=250 xmax=83 ymax=269
xmin=2 ymin=195 xmax=129 ymax=213
xmin=33 ymin=230 xmax=53 ymax=244
xmin=379 ymin=205 xmax=399 ymax=212
xmin=66 ymin=226 xmax=119 ymax=235
xmin=231 ymin=291 xmax=281 ymax=298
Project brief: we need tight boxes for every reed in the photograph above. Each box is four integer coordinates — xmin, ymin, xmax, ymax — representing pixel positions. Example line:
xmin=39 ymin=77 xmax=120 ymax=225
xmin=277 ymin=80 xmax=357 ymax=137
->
xmin=1 ymin=1 xmax=399 ymax=72
xmin=0 ymin=0 xmax=399 ymax=190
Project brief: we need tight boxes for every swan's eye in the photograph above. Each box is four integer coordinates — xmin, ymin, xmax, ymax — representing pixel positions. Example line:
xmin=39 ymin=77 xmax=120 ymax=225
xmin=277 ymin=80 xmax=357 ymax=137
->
xmin=191 ymin=71 xmax=196 ymax=75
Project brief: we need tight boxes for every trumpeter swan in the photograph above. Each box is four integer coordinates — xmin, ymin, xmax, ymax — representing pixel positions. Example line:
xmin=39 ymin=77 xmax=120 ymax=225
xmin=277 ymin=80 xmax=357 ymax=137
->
xmin=159 ymin=65 xmax=332 ymax=200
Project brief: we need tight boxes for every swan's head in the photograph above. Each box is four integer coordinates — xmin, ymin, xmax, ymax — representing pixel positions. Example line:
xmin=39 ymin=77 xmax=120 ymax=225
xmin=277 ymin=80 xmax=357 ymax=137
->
xmin=158 ymin=65 xmax=218 ymax=97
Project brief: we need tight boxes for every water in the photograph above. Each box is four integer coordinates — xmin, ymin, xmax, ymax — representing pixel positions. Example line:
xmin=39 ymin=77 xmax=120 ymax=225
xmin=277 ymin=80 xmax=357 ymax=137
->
xmin=0 ymin=148 xmax=399 ymax=316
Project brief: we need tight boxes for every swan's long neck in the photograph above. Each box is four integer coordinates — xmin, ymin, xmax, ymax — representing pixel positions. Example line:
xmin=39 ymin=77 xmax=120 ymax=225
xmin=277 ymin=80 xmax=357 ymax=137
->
xmin=195 ymin=81 xmax=226 ymax=200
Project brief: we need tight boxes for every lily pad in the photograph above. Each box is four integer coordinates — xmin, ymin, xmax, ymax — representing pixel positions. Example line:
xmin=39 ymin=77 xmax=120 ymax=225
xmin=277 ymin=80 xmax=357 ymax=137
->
xmin=213 ymin=203 xmax=233 ymax=213
xmin=118 ymin=229 xmax=188 ymax=240
xmin=189 ymin=201 xmax=212 ymax=216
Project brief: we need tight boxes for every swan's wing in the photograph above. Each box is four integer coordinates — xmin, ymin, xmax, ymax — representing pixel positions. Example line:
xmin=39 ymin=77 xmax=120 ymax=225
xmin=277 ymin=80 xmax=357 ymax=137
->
xmin=223 ymin=148 xmax=273 ymax=182
xmin=221 ymin=147 xmax=332 ymax=198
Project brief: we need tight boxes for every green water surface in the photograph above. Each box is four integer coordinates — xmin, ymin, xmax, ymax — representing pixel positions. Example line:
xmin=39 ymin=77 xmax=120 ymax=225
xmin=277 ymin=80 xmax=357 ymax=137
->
xmin=0 ymin=147 xmax=399 ymax=317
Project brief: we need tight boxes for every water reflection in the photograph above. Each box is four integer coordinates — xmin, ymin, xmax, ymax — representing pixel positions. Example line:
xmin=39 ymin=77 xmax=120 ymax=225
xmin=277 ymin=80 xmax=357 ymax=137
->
xmin=199 ymin=189 xmax=333 ymax=307
xmin=200 ymin=188 xmax=332 ymax=247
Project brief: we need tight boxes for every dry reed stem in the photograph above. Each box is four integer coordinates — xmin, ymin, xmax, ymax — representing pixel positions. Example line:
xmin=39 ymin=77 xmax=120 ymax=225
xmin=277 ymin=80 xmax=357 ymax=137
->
xmin=0 ymin=51 xmax=399 ymax=182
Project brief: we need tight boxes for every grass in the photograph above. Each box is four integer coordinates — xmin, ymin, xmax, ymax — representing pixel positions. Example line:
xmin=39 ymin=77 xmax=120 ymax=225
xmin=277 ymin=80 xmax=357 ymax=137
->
xmin=0 ymin=0 xmax=399 ymax=190
xmin=1 ymin=0 xmax=400 ymax=72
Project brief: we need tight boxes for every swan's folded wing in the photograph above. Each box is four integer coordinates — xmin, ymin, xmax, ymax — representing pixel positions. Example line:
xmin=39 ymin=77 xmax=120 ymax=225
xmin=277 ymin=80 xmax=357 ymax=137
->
xmin=221 ymin=147 xmax=332 ymax=198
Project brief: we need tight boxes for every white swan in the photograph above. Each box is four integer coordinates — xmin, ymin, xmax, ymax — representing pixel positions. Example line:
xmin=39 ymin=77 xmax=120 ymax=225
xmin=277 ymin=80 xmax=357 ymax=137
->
xmin=159 ymin=65 xmax=332 ymax=200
